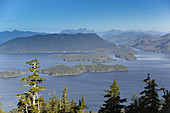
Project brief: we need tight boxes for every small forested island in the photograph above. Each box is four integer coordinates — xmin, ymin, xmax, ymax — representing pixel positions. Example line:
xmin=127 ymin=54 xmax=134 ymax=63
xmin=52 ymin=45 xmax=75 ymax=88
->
xmin=115 ymin=52 xmax=137 ymax=60
xmin=51 ymin=54 xmax=116 ymax=62
xmin=0 ymin=71 xmax=22 ymax=78
xmin=41 ymin=64 xmax=128 ymax=76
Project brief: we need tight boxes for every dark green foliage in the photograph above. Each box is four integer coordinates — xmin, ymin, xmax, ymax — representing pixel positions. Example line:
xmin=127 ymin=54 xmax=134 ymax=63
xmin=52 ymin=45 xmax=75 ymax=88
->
xmin=99 ymin=79 xmax=126 ymax=113
xmin=160 ymin=89 xmax=170 ymax=113
xmin=0 ymin=71 xmax=22 ymax=78
xmin=138 ymin=75 xmax=160 ymax=113
xmin=125 ymin=93 xmax=139 ymax=113
xmin=51 ymin=54 xmax=116 ymax=62
xmin=41 ymin=64 xmax=128 ymax=76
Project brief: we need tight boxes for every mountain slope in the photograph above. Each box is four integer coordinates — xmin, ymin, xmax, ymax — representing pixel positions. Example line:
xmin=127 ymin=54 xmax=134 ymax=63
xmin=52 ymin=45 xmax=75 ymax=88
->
xmin=129 ymin=33 xmax=170 ymax=53
xmin=106 ymin=32 xmax=162 ymax=44
xmin=0 ymin=33 xmax=116 ymax=53
xmin=0 ymin=30 xmax=46 ymax=44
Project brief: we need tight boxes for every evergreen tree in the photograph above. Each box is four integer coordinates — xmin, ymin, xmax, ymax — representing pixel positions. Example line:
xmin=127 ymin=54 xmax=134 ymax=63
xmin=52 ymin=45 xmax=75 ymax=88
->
xmin=60 ymin=87 xmax=70 ymax=113
xmin=16 ymin=92 xmax=32 ymax=113
xmin=76 ymin=95 xmax=88 ymax=113
xmin=48 ymin=89 xmax=60 ymax=113
xmin=138 ymin=74 xmax=160 ymax=113
xmin=160 ymin=89 xmax=170 ymax=113
xmin=70 ymin=99 xmax=77 ymax=113
xmin=17 ymin=59 xmax=47 ymax=113
xmin=99 ymin=79 xmax=126 ymax=113
xmin=125 ymin=93 xmax=139 ymax=113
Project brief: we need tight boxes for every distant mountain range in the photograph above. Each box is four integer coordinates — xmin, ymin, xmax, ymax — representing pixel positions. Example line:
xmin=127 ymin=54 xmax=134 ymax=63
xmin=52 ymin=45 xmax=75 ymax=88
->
xmin=60 ymin=28 xmax=95 ymax=34
xmin=0 ymin=33 xmax=116 ymax=53
xmin=127 ymin=33 xmax=170 ymax=53
xmin=0 ymin=30 xmax=46 ymax=44
xmin=0 ymin=29 xmax=167 ymax=45
xmin=106 ymin=31 xmax=163 ymax=45
xmin=59 ymin=28 xmax=167 ymax=44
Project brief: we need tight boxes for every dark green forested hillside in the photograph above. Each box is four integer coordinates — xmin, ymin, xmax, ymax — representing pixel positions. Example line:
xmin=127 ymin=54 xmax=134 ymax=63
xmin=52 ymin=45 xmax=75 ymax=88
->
xmin=0 ymin=33 xmax=116 ymax=53
xmin=128 ymin=33 xmax=170 ymax=53
xmin=0 ymin=33 xmax=137 ymax=60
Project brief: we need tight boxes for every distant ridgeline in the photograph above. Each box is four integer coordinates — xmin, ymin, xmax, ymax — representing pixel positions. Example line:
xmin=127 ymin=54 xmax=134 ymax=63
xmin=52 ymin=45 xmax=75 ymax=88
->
xmin=41 ymin=64 xmax=128 ymax=76
xmin=127 ymin=33 xmax=170 ymax=53
xmin=0 ymin=33 xmax=136 ymax=60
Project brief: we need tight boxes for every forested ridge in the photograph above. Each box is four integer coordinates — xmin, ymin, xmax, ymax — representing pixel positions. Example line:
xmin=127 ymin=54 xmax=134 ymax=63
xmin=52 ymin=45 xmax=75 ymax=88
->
xmin=0 ymin=33 xmax=136 ymax=61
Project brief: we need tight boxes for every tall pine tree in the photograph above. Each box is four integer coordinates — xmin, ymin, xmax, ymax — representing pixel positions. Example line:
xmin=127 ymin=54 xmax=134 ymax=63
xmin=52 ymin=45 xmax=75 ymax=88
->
xmin=17 ymin=59 xmax=47 ymax=113
xmin=138 ymin=74 xmax=160 ymax=113
xmin=99 ymin=79 xmax=126 ymax=113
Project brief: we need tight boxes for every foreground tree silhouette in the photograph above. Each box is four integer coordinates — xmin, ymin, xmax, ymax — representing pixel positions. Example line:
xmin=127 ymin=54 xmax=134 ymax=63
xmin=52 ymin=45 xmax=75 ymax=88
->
xmin=17 ymin=59 xmax=46 ymax=113
xmin=99 ymin=79 xmax=126 ymax=113
xmin=125 ymin=93 xmax=139 ymax=113
xmin=138 ymin=74 xmax=160 ymax=113
xmin=160 ymin=89 xmax=170 ymax=113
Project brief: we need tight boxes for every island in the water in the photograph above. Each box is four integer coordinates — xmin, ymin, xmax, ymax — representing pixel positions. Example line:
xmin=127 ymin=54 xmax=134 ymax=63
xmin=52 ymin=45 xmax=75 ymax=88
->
xmin=0 ymin=71 xmax=22 ymax=78
xmin=51 ymin=54 xmax=116 ymax=62
xmin=41 ymin=64 xmax=128 ymax=76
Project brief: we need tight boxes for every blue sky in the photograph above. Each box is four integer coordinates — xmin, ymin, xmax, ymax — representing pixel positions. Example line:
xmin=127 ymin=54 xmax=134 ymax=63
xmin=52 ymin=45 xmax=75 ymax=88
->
xmin=0 ymin=0 xmax=170 ymax=32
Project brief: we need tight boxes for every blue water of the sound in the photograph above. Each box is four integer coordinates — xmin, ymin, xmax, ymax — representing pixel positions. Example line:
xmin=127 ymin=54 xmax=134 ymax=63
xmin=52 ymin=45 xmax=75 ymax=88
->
xmin=0 ymin=49 xmax=170 ymax=112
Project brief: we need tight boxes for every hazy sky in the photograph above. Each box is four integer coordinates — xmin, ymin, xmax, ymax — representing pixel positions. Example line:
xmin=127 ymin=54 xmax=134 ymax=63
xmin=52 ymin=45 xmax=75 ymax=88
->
xmin=0 ymin=0 xmax=170 ymax=32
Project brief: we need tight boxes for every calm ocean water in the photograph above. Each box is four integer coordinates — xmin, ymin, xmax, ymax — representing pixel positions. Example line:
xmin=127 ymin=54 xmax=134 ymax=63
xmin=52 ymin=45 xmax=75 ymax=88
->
xmin=0 ymin=49 xmax=170 ymax=112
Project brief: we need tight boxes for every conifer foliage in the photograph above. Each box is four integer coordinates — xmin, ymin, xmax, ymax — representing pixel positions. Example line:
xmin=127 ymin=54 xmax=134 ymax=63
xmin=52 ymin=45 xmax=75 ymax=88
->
xmin=99 ymin=79 xmax=126 ymax=113
xmin=160 ymin=89 xmax=170 ymax=113
xmin=125 ymin=93 xmax=139 ymax=113
xmin=17 ymin=59 xmax=47 ymax=113
xmin=138 ymin=74 xmax=160 ymax=113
